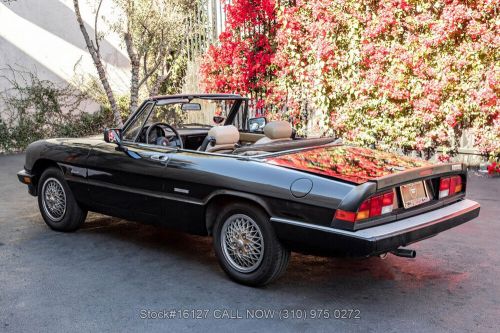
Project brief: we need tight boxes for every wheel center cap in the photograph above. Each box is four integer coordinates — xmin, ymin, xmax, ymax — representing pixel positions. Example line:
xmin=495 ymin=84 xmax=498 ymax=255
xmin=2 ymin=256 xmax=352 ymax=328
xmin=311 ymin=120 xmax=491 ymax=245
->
xmin=236 ymin=239 xmax=245 ymax=249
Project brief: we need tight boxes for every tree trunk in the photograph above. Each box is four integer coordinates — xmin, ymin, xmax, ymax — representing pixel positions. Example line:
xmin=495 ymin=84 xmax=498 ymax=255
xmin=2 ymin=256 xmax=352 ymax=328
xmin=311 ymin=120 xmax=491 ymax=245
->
xmin=73 ymin=0 xmax=123 ymax=127
xmin=149 ymin=54 xmax=176 ymax=96
xmin=124 ymin=32 xmax=140 ymax=115
xmin=150 ymin=73 xmax=169 ymax=97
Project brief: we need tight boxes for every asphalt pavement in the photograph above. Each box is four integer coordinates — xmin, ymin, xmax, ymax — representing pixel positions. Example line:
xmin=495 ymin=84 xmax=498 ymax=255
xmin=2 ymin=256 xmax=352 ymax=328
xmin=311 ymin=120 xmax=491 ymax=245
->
xmin=0 ymin=153 xmax=499 ymax=332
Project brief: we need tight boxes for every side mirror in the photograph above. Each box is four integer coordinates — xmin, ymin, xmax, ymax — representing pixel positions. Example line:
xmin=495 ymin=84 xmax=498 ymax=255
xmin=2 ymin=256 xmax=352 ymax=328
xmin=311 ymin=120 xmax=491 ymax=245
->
xmin=248 ymin=117 xmax=267 ymax=132
xmin=213 ymin=116 xmax=225 ymax=124
xmin=104 ymin=128 xmax=123 ymax=144
xmin=103 ymin=128 xmax=141 ymax=158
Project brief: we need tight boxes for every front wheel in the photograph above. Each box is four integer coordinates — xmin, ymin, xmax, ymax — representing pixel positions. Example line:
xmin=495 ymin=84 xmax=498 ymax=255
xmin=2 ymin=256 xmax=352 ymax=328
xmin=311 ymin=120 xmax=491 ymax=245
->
xmin=37 ymin=167 xmax=87 ymax=232
xmin=213 ymin=203 xmax=290 ymax=286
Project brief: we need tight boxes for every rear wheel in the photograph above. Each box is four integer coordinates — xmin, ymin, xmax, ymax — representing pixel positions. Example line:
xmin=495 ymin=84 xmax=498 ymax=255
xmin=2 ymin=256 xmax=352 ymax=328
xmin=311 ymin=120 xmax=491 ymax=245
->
xmin=213 ymin=203 xmax=290 ymax=286
xmin=37 ymin=167 xmax=87 ymax=232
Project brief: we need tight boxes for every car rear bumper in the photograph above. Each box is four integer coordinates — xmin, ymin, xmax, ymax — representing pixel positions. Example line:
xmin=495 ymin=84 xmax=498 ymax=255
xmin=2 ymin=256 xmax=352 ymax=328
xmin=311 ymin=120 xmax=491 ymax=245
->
xmin=270 ymin=199 xmax=480 ymax=257
xmin=17 ymin=169 xmax=37 ymax=196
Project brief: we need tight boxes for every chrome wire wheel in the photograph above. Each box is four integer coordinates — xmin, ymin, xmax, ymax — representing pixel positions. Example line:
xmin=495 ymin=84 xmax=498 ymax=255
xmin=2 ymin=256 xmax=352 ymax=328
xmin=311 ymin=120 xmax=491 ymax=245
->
xmin=41 ymin=177 xmax=66 ymax=222
xmin=221 ymin=214 xmax=265 ymax=273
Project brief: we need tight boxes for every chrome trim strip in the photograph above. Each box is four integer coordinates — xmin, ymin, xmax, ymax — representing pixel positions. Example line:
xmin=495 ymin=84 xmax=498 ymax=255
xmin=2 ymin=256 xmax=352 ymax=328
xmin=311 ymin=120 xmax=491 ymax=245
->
xmin=271 ymin=199 xmax=480 ymax=240
xmin=17 ymin=169 xmax=31 ymax=178
xmin=76 ymin=178 xmax=275 ymax=209
xmin=269 ymin=217 xmax=364 ymax=238
xmin=85 ymin=179 xmax=204 ymax=205
xmin=174 ymin=188 xmax=190 ymax=194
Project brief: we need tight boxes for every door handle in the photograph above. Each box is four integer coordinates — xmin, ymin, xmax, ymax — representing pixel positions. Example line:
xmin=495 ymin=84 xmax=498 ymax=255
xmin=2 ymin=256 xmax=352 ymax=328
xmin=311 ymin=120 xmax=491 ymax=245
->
xmin=150 ymin=154 xmax=169 ymax=164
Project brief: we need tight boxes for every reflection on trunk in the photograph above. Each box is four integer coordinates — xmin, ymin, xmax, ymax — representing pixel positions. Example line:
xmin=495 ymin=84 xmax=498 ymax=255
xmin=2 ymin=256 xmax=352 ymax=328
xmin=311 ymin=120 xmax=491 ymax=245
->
xmin=265 ymin=146 xmax=432 ymax=184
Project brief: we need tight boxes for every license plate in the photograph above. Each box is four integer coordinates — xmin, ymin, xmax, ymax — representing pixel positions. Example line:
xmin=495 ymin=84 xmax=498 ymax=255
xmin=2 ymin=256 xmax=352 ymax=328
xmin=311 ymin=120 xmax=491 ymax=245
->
xmin=400 ymin=181 xmax=430 ymax=209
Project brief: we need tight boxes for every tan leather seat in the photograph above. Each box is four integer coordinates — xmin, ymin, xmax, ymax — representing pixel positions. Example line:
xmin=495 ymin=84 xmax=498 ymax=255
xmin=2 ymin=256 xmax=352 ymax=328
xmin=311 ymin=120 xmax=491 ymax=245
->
xmin=203 ymin=125 xmax=240 ymax=153
xmin=254 ymin=121 xmax=293 ymax=145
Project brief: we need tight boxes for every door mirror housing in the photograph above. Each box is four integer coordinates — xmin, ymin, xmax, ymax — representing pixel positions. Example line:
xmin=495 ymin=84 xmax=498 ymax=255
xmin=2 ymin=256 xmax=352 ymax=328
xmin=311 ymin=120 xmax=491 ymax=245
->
xmin=248 ymin=117 xmax=267 ymax=132
xmin=104 ymin=128 xmax=123 ymax=144
xmin=104 ymin=128 xmax=129 ymax=153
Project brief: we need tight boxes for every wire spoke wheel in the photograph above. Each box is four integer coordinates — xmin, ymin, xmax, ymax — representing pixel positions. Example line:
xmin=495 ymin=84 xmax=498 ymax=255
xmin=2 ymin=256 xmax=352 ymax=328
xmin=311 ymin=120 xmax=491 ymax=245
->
xmin=41 ymin=177 xmax=66 ymax=222
xmin=221 ymin=214 xmax=265 ymax=273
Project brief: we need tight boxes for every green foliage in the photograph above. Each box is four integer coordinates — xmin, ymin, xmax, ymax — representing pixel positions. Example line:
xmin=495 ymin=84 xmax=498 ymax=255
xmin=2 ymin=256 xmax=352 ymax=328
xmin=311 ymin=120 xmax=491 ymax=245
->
xmin=0 ymin=67 xmax=112 ymax=152
xmin=109 ymin=0 xmax=196 ymax=99
xmin=54 ymin=107 xmax=112 ymax=139
xmin=156 ymin=53 xmax=188 ymax=95
xmin=0 ymin=118 xmax=9 ymax=149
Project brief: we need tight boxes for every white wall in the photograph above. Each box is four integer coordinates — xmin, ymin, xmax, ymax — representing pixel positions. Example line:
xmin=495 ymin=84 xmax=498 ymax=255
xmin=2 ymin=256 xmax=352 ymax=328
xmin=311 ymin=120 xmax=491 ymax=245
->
xmin=0 ymin=0 xmax=131 ymax=101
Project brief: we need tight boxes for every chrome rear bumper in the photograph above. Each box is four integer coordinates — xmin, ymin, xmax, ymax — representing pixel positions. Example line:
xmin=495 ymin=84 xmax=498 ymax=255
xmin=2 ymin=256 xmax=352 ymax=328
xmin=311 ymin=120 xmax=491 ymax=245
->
xmin=271 ymin=199 xmax=480 ymax=256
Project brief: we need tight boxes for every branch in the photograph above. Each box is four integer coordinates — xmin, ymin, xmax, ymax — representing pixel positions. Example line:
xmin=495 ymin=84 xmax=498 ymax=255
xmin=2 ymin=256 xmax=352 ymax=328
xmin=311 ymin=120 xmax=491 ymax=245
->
xmin=124 ymin=32 xmax=138 ymax=61
xmin=137 ymin=28 xmax=169 ymax=89
xmin=73 ymin=0 xmax=121 ymax=126
xmin=94 ymin=0 xmax=103 ymax=52
xmin=74 ymin=0 xmax=97 ymax=56
xmin=150 ymin=72 xmax=170 ymax=96
xmin=142 ymin=49 xmax=150 ymax=91
xmin=149 ymin=52 xmax=182 ymax=96
xmin=137 ymin=50 xmax=165 ymax=89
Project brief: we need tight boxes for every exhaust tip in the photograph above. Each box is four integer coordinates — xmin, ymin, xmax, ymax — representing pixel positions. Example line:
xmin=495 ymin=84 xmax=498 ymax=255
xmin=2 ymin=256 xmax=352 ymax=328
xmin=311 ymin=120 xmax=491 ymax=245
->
xmin=391 ymin=248 xmax=416 ymax=258
xmin=379 ymin=253 xmax=389 ymax=260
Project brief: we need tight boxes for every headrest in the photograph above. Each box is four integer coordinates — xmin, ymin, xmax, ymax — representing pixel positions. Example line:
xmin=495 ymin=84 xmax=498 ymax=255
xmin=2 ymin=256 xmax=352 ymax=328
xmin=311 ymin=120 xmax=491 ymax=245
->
xmin=208 ymin=125 xmax=240 ymax=145
xmin=263 ymin=121 xmax=292 ymax=139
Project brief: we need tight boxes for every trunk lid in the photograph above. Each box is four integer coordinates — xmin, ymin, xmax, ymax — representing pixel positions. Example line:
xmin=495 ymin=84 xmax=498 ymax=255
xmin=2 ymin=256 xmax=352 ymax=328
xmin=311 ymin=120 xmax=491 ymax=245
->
xmin=264 ymin=145 xmax=464 ymax=188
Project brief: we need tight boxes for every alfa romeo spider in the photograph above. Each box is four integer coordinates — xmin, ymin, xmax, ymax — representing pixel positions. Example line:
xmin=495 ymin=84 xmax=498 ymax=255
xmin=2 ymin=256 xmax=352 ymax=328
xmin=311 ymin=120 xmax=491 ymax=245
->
xmin=17 ymin=94 xmax=480 ymax=286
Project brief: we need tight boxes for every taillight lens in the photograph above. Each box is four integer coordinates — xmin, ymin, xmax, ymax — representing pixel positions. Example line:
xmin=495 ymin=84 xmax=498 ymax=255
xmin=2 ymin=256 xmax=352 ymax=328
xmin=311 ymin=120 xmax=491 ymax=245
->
xmin=335 ymin=191 xmax=394 ymax=223
xmin=334 ymin=210 xmax=356 ymax=223
xmin=381 ymin=192 xmax=394 ymax=214
xmin=439 ymin=175 xmax=462 ymax=199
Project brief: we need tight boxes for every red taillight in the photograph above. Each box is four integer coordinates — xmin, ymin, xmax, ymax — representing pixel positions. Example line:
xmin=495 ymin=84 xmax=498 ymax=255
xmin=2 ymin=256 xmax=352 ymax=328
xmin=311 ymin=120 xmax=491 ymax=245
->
xmin=381 ymin=192 xmax=394 ymax=214
xmin=369 ymin=195 xmax=383 ymax=217
xmin=334 ymin=209 xmax=356 ymax=223
xmin=439 ymin=177 xmax=450 ymax=197
xmin=439 ymin=175 xmax=462 ymax=199
xmin=335 ymin=191 xmax=394 ymax=223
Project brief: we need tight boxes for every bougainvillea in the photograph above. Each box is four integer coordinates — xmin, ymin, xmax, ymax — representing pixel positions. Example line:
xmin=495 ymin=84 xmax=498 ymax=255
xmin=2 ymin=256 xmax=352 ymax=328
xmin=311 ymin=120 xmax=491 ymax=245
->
xmin=200 ymin=0 xmax=277 ymax=113
xmin=201 ymin=0 xmax=500 ymax=159
xmin=488 ymin=161 xmax=500 ymax=174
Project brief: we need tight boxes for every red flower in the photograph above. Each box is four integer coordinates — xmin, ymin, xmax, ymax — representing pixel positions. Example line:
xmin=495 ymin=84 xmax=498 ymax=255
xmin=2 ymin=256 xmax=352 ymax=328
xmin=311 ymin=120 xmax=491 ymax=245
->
xmin=487 ymin=162 xmax=499 ymax=175
xmin=256 ymin=99 xmax=265 ymax=109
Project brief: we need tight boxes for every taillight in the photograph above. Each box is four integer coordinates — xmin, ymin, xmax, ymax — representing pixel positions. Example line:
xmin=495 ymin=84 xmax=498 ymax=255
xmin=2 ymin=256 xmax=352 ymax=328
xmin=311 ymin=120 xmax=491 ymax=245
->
xmin=334 ymin=210 xmax=356 ymax=223
xmin=335 ymin=191 xmax=394 ymax=223
xmin=439 ymin=175 xmax=462 ymax=199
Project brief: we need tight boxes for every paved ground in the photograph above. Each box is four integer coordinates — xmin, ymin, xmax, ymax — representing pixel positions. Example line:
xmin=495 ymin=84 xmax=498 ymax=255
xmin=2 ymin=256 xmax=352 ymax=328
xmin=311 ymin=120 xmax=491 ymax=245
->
xmin=0 ymin=153 xmax=499 ymax=333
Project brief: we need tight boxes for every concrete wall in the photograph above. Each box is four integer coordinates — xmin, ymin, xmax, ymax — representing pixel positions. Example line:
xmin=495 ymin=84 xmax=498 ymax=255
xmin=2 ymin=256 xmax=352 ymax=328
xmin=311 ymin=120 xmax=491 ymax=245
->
xmin=0 ymin=0 xmax=131 ymax=109
xmin=0 ymin=0 xmax=230 ymax=103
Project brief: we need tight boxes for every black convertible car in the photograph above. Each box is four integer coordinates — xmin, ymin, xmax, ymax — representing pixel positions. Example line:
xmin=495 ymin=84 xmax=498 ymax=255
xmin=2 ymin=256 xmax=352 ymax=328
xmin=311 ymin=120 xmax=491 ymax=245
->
xmin=18 ymin=94 xmax=480 ymax=286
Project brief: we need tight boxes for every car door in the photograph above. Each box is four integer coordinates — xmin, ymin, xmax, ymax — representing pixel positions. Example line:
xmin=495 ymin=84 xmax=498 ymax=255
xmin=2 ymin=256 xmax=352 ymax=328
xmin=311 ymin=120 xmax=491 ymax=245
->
xmin=86 ymin=141 xmax=175 ymax=224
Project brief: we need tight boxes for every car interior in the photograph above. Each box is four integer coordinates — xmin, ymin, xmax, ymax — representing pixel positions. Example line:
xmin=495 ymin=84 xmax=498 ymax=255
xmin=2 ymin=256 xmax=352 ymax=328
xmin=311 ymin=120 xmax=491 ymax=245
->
xmin=122 ymin=98 xmax=339 ymax=156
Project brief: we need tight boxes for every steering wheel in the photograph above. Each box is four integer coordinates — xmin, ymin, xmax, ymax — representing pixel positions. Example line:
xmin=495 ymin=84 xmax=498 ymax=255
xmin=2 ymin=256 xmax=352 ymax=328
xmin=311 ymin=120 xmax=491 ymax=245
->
xmin=145 ymin=122 xmax=183 ymax=149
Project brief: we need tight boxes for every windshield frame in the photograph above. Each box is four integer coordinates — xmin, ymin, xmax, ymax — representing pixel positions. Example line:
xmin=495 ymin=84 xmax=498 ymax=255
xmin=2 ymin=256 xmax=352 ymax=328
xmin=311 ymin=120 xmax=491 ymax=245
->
xmin=120 ymin=95 xmax=247 ymax=150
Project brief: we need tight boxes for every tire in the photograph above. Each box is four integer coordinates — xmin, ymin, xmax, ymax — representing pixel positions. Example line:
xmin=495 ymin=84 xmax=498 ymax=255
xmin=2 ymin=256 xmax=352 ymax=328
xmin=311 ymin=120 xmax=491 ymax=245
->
xmin=213 ymin=202 xmax=290 ymax=286
xmin=37 ymin=167 xmax=87 ymax=232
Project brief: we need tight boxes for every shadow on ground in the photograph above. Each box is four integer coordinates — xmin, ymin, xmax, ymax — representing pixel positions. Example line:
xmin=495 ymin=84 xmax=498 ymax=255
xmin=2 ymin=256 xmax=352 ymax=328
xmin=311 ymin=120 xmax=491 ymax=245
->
xmin=1 ymin=153 xmax=498 ymax=332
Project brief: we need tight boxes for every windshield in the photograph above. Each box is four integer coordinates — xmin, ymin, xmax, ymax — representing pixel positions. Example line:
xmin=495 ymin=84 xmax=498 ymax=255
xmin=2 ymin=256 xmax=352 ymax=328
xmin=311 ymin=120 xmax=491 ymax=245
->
xmin=151 ymin=98 xmax=236 ymax=129
xmin=122 ymin=97 xmax=243 ymax=143
xmin=122 ymin=103 xmax=154 ymax=141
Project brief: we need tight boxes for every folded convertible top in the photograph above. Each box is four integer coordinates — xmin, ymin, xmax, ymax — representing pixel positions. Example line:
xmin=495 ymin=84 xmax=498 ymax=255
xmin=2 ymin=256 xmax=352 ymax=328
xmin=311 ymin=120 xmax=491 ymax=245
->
xmin=234 ymin=137 xmax=339 ymax=155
